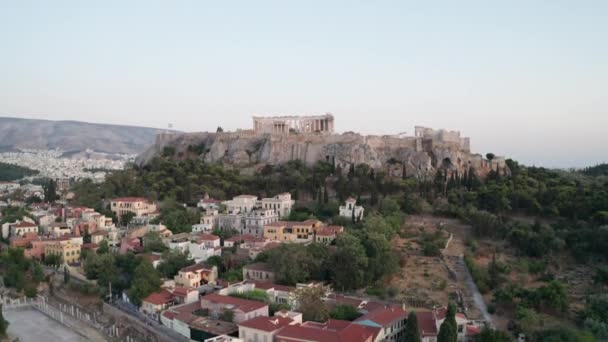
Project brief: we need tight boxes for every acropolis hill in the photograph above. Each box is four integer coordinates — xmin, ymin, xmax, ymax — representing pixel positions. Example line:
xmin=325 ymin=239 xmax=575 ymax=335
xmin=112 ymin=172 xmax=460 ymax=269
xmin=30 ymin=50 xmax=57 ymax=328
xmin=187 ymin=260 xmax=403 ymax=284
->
xmin=136 ymin=114 xmax=506 ymax=177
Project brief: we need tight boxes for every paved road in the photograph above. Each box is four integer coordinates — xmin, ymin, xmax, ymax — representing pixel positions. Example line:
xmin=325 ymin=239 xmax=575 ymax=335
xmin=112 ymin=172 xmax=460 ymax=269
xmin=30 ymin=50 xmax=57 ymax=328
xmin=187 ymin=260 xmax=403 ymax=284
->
xmin=5 ymin=309 xmax=87 ymax=342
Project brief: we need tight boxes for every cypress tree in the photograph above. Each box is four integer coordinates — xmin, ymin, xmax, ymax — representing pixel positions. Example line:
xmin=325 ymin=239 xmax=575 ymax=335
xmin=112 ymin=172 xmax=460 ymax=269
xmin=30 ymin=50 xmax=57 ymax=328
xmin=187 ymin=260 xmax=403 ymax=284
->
xmin=64 ymin=266 xmax=70 ymax=284
xmin=445 ymin=303 xmax=458 ymax=341
xmin=351 ymin=207 xmax=356 ymax=223
xmin=402 ymin=163 xmax=407 ymax=180
xmin=437 ymin=320 xmax=456 ymax=342
xmin=323 ymin=185 xmax=329 ymax=204
xmin=404 ymin=311 xmax=421 ymax=342
xmin=0 ymin=305 xmax=8 ymax=338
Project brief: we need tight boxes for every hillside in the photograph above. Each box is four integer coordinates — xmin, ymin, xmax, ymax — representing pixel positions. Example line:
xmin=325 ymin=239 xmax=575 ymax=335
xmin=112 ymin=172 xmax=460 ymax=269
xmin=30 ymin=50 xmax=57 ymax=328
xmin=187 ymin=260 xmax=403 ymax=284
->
xmin=0 ymin=117 xmax=172 ymax=154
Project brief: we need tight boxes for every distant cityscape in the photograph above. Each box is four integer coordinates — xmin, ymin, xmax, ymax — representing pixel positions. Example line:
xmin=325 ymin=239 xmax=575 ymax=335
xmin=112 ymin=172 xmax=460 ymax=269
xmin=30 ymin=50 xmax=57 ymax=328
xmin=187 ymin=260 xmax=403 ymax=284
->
xmin=0 ymin=149 xmax=134 ymax=182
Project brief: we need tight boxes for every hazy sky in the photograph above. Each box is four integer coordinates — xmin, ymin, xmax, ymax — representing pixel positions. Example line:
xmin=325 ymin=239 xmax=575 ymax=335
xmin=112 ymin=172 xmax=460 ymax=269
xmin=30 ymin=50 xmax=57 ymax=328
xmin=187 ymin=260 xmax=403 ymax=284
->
xmin=1 ymin=1 xmax=607 ymax=168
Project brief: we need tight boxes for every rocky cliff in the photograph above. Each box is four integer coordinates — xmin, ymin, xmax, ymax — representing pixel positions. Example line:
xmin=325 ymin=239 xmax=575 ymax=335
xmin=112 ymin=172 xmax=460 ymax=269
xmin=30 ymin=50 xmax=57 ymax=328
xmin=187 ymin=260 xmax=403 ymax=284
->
xmin=137 ymin=129 xmax=507 ymax=178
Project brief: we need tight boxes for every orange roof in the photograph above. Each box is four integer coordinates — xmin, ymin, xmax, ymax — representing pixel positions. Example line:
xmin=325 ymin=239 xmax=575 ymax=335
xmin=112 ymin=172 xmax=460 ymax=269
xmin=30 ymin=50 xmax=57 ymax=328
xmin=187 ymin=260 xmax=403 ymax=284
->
xmin=276 ymin=320 xmax=380 ymax=342
xmin=238 ymin=316 xmax=293 ymax=332
xmin=143 ymin=290 xmax=174 ymax=306
xmin=12 ymin=221 xmax=37 ymax=228
xmin=356 ymin=306 xmax=407 ymax=327
xmin=196 ymin=233 xmax=220 ymax=241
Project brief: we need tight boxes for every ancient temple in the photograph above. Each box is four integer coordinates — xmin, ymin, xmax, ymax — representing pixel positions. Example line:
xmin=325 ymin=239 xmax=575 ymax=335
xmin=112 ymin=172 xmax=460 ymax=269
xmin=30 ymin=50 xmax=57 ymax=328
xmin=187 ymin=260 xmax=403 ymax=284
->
xmin=253 ymin=113 xmax=334 ymax=134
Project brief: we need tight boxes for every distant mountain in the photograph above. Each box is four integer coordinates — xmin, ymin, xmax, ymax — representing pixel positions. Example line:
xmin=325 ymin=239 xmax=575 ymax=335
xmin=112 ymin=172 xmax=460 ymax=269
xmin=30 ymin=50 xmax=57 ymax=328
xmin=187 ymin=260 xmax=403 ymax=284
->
xmin=0 ymin=117 xmax=173 ymax=154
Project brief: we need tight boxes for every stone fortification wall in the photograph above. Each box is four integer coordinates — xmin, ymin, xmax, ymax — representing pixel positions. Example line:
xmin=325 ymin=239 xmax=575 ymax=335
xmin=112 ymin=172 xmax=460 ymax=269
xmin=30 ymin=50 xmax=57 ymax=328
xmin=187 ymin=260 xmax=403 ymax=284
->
xmin=137 ymin=128 xmax=506 ymax=178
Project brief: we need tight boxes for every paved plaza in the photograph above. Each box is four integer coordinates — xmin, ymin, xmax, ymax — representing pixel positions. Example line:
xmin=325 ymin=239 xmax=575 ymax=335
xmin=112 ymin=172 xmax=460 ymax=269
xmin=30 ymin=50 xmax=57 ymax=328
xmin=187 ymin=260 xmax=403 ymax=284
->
xmin=5 ymin=309 xmax=87 ymax=342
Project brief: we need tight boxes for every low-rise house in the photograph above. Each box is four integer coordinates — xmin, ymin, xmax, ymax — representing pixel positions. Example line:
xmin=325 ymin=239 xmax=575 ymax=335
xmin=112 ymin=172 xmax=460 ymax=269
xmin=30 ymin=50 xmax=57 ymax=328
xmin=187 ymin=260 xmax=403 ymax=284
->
xmin=175 ymin=263 xmax=218 ymax=288
xmin=110 ymin=197 xmax=158 ymax=221
xmin=223 ymin=195 xmax=258 ymax=215
xmin=243 ymin=209 xmax=278 ymax=237
xmin=9 ymin=232 xmax=39 ymax=248
xmin=238 ymin=315 xmax=295 ymax=342
xmin=354 ymin=306 xmax=408 ymax=341
xmin=339 ymin=197 xmax=364 ymax=221
xmin=10 ymin=221 xmax=39 ymax=237
xmin=172 ymin=286 xmax=200 ymax=305
xmin=224 ymin=235 xmax=264 ymax=248
xmin=314 ymin=225 xmax=344 ymax=244
xmin=194 ymin=209 xmax=219 ymax=233
xmin=44 ymin=240 xmax=81 ymax=264
xmin=416 ymin=307 xmax=481 ymax=342
xmin=141 ymin=289 xmax=176 ymax=318
xmin=263 ymin=220 xmax=323 ymax=243
xmin=90 ymin=231 xmax=108 ymax=244
xmin=197 ymin=197 xmax=222 ymax=211
xmin=275 ymin=319 xmax=381 ymax=342
xmin=242 ymin=263 xmax=275 ymax=282
xmin=200 ymin=293 xmax=269 ymax=324
xmin=161 ymin=302 xmax=239 ymax=340
xmin=260 ymin=193 xmax=294 ymax=218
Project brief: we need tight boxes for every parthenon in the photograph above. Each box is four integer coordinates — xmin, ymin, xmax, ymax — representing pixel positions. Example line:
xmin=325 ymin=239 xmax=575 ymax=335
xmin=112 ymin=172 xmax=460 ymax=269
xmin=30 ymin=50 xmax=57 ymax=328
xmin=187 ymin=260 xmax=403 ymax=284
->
xmin=253 ymin=113 xmax=334 ymax=134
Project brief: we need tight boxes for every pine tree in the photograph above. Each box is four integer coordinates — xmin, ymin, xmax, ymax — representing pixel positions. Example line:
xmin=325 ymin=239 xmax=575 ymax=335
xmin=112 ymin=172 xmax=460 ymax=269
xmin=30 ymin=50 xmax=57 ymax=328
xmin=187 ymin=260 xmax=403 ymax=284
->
xmin=404 ymin=311 xmax=421 ymax=342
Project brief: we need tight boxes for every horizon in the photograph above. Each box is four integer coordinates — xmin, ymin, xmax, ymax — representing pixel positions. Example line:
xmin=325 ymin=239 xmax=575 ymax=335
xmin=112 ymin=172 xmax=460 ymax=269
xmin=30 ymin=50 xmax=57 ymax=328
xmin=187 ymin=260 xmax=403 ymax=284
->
xmin=1 ymin=1 xmax=607 ymax=168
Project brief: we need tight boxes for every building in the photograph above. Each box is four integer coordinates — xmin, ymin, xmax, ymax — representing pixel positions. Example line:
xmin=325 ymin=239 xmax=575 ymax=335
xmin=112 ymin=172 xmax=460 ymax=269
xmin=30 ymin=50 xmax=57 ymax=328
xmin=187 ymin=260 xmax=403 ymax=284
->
xmin=223 ymin=195 xmax=258 ymax=215
xmin=252 ymin=114 xmax=335 ymax=134
xmin=224 ymin=235 xmax=263 ymax=248
xmin=354 ymin=306 xmax=408 ymax=341
xmin=314 ymin=225 xmax=344 ymax=244
xmin=10 ymin=221 xmax=39 ymax=237
xmin=243 ymin=209 xmax=279 ymax=237
xmin=275 ymin=319 xmax=381 ymax=342
xmin=200 ymin=293 xmax=269 ymax=324
xmin=171 ymin=286 xmax=200 ymax=305
xmin=238 ymin=315 xmax=295 ymax=342
xmin=195 ymin=210 xmax=219 ymax=233
xmin=263 ymin=220 xmax=323 ymax=243
xmin=416 ymin=308 xmax=481 ymax=342
xmin=110 ymin=197 xmax=158 ymax=221
xmin=339 ymin=197 xmax=364 ymax=220
xmin=161 ymin=302 xmax=239 ymax=340
xmin=260 ymin=193 xmax=294 ymax=218
xmin=197 ymin=197 xmax=222 ymax=211
xmin=44 ymin=241 xmax=81 ymax=264
xmin=175 ymin=263 xmax=218 ymax=288
xmin=189 ymin=234 xmax=222 ymax=263
xmin=242 ymin=263 xmax=276 ymax=282
xmin=141 ymin=289 xmax=175 ymax=318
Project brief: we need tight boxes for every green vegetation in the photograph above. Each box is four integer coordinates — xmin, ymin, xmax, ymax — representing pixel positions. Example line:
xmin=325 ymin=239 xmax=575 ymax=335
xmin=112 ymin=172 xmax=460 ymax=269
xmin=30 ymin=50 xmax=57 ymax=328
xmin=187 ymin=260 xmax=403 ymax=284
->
xmin=229 ymin=290 xmax=270 ymax=303
xmin=404 ymin=311 xmax=421 ymax=342
xmin=329 ymin=304 xmax=362 ymax=321
xmin=0 ymin=248 xmax=45 ymax=292
xmin=0 ymin=162 xmax=38 ymax=181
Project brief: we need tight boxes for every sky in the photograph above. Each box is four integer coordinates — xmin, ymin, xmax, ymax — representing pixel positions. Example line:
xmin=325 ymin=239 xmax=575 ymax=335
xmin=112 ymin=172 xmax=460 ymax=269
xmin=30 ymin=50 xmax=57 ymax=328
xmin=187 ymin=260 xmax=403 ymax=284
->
xmin=1 ymin=1 xmax=607 ymax=168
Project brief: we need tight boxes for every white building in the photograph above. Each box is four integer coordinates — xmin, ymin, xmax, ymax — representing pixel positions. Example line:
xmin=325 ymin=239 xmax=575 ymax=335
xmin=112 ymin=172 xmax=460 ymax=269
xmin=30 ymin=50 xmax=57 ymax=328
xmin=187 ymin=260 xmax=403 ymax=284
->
xmin=10 ymin=221 xmax=39 ymax=237
xmin=243 ymin=209 xmax=279 ymax=237
xmin=188 ymin=234 xmax=222 ymax=263
xmin=260 ymin=193 xmax=294 ymax=218
xmin=223 ymin=195 xmax=258 ymax=214
xmin=339 ymin=197 xmax=364 ymax=220
xmin=194 ymin=209 xmax=219 ymax=233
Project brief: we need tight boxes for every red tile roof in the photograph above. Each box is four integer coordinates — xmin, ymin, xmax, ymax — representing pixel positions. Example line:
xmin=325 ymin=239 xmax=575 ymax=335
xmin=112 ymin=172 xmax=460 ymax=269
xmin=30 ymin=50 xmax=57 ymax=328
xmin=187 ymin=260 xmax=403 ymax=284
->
xmin=466 ymin=325 xmax=482 ymax=336
xmin=201 ymin=293 xmax=268 ymax=313
xmin=12 ymin=221 xmax=37 ymax=228
xmin=180 ymin=263 xmax=213 ymax=273
xmin=172 ymin=286 xmax=195 ymax=298
xmin=238 ymin=316 xmax=293 ymax=332
xmin=356 ymin=306 xmax=407 ymax=327
xmin=250 ymin=281 xmax=295 ymax=293
xmin=143 ymin=290 xmax=175 ymax=306
xmin=315 ymin=226 xmax=344 ymax=236
xmin=416 ymin=311 xmax=438 ymax=337
xmin=276 ymin=320 xmax=380 ymax=342
xmin=196 ymin=233 xmax=220 ymax=241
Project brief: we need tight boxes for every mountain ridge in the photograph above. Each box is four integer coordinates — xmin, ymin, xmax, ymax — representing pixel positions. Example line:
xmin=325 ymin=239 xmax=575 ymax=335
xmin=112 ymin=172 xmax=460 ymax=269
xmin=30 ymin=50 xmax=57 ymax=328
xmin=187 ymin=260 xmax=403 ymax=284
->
xmin=0 ymin=116 xmax=175 ymax=154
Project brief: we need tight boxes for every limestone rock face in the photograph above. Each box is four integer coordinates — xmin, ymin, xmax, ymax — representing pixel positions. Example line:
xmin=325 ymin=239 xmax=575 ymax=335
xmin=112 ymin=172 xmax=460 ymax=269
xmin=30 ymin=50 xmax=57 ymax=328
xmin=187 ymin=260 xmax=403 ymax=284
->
xmin=136 ymin=131 xmax=507 ymax=178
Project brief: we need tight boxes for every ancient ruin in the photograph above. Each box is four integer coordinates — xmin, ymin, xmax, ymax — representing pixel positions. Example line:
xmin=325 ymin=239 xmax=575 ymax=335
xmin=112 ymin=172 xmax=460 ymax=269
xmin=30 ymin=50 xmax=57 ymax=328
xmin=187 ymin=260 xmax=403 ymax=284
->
xmin=139 ymin=115 xmax=506 ymax=179
xmin=253 ymin=113 xmax=334 ymax=134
